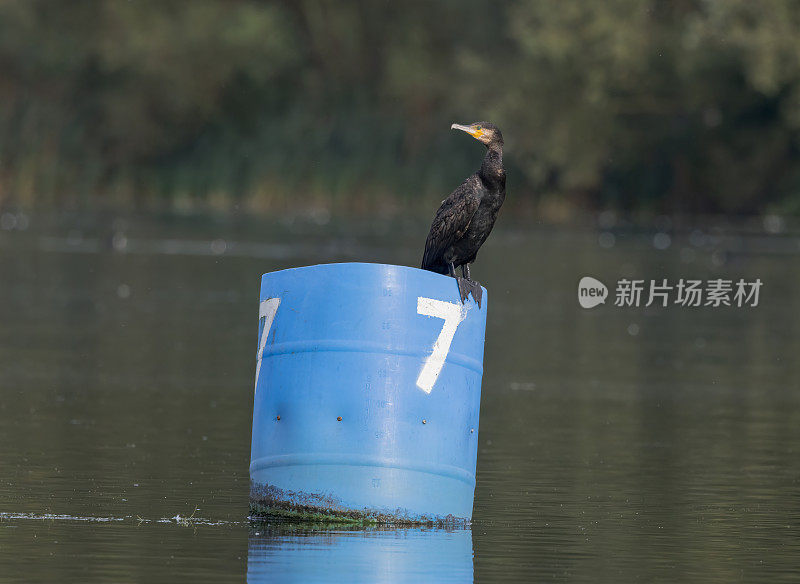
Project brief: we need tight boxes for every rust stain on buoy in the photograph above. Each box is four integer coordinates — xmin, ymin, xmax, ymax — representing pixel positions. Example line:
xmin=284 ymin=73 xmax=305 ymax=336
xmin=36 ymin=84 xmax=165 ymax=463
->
xmin=276 ymin=415 xmax=281 ymax=421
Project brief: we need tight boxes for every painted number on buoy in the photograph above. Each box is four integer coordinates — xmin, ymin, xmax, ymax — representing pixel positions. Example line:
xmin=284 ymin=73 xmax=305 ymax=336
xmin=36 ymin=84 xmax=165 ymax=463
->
xmin=254 ymin=297 xmax=281 ymax=392
xmin=416 ymin=297 xmax=467 ymax=393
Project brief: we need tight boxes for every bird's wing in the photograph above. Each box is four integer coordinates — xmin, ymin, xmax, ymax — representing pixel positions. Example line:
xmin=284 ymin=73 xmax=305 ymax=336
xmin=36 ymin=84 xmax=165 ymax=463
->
xmin=421 ymin=176 xmax=481 ymax=270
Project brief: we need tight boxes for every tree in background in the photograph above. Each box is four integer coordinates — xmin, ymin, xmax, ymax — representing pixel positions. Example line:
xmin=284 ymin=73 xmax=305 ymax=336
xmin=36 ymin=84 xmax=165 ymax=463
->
xmin=1 ymin=0 xmax=800 ymax=217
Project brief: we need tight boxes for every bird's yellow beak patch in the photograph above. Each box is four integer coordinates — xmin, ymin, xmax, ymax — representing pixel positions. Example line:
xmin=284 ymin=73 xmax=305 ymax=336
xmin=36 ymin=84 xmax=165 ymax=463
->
xmin=451 ymin=123 xmax=485 ymax=139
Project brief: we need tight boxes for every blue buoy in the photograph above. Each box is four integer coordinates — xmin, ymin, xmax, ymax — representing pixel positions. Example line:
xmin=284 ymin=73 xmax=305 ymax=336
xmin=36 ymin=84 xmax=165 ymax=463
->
xmin=249 ymin=263 xmax=487 ymax=524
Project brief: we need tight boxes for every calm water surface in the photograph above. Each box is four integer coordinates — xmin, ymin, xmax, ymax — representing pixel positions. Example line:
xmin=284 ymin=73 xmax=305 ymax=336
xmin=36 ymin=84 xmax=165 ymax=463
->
xmin=0 ymin=214 xmax=798 ymax=582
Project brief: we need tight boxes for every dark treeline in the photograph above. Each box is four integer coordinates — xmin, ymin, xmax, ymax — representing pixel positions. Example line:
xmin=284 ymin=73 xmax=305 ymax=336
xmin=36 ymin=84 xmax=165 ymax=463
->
xmin=2 ymin=0 xmax=800 ymax=217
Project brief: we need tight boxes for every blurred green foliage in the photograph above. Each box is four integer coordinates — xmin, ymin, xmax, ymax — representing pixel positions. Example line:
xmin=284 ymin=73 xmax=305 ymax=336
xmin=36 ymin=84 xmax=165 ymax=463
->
xmin=2 ymin=0 xmax=800 ymax=216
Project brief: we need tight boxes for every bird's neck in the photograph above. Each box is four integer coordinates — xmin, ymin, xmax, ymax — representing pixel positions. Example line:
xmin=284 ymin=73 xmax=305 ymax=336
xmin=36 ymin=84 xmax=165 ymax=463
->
xmin=479 ymin=143 xmax=504 ymax=186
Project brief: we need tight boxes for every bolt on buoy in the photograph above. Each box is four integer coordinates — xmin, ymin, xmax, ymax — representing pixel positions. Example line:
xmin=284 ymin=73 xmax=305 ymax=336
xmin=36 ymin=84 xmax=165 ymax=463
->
xmin=422 ymin=419 xmax=427 ymax=424
xmin=276 ymin=415 xmax=281 ymax=421
xmin=337 ymin=416 xmax=342 ymax=422
xmin=470 ymin=428 xmax=474 ymax=433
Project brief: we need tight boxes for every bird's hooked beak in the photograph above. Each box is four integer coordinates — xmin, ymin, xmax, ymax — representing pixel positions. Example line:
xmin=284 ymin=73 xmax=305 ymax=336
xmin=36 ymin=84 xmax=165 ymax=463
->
xmin=451 ymin=123 xmax=484 ymax=139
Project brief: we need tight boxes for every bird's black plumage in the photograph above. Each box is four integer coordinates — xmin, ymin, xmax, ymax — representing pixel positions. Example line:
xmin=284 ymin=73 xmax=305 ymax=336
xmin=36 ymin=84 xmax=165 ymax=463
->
xmin=421 ymin=122 xmax=505 ymax=305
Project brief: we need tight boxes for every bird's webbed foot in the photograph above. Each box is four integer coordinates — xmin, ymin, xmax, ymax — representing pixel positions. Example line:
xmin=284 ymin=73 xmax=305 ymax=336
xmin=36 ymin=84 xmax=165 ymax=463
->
xmin=456 ymin=276 xmax=482 ymax=308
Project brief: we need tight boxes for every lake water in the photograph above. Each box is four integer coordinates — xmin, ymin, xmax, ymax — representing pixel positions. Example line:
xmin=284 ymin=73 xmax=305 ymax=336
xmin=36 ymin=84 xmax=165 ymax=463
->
xmin=0 ymin=213 xmax=798 ymax=582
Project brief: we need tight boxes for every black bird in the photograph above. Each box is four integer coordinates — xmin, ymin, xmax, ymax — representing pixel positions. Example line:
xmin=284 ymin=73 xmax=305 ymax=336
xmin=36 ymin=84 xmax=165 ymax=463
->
xmin=421 ymin=122 xmax=505 ymax=307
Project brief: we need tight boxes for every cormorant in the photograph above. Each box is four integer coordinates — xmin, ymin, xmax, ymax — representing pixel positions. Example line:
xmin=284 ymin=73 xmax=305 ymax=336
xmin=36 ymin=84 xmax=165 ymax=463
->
xmin=421 ymin=122 xmax=505 ymax=307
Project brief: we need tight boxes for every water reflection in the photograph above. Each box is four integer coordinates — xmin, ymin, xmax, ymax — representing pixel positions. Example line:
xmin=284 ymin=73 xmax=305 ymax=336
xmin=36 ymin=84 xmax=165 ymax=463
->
xmin=247 ymin=521 xmax=473 ymax=583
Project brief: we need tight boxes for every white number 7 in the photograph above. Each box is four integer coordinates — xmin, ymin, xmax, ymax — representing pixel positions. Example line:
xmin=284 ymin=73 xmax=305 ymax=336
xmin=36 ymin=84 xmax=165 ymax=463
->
xmin=254 ymin=298 xmax=281 ymax=393
xmin=416 ymin=297 xmax=467 ymax=393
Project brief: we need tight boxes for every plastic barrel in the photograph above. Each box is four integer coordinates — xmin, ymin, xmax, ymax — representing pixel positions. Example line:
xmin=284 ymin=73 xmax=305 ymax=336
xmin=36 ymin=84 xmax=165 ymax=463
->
xmin=249 ymin=262 xmax=487 ymax=524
